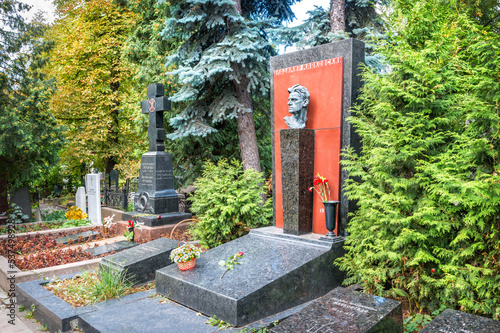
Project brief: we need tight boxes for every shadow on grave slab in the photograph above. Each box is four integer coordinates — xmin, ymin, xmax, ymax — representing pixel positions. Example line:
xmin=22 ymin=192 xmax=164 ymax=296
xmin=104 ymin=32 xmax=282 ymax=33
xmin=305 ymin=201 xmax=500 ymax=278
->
xmin=155 ymin=226 xmax=345 ymax=327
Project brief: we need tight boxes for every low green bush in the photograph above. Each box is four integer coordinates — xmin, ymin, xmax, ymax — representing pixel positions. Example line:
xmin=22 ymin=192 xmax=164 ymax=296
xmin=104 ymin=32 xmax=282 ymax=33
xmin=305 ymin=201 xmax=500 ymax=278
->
xmin=188 ymin=159 xmax=272 ymax=248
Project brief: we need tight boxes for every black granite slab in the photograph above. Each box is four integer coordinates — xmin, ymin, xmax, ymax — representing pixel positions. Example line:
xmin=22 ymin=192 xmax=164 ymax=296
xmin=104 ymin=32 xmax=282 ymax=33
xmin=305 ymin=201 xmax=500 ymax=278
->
xmin=420 ymin=309 xmax=500 ymax=333
xmin=56 ymin=230 xmax=99 ymax=244
xmin=78 ymin=294 xmax=213 ymax=333
xmin=271 ymin=39 xmax=365 ymax=237
xmin=122 ymin=211 xmax=192 ymax=227
xmin=155 ymin=227 xmax=345 ymax=326
xmin=272 ymin=287 xmax=403 ymax=333
xmin=83 ymin=240 xmax=137 ymax=257
xmin=99 ymin=237 xmax=180 ymax=285
xmin=280 ymin=128 xmax=315 ymax=235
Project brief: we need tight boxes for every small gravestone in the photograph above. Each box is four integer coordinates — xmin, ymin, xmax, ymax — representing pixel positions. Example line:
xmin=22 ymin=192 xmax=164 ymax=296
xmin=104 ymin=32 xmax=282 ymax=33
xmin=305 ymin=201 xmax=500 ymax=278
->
xmin=84 ymin=240 xmax=137 ymax=257
xmin=100 ymin=237 xmax=180 ymax=285
xmin=86 ymin=174 xmax=101 ymax=225
xmin=75 ymin=187 xmax=86 ymax=214
xmin=35 ymin=207 xmax=42 ymax=222
xmin=10 ymin=187 xmax=31 ymax=222
xmin=272 ymin=287 xmax=403 ymax=333
xmin=420 ymin=309 xmax=500 ymax=333
xmin=56 ymin=230 xmax=99 ymax=245
xmin=109 ymin=170 xmax=119 ymax=191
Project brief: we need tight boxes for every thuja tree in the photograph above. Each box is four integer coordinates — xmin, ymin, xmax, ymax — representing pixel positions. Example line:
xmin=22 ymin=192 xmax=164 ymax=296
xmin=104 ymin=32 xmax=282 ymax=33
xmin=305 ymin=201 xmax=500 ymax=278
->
xmin=160 ymin=0 xmax=297 ymax=172
xmin=0 ymin=6 xmax=65 ymax=191
xmin=336 ymin=0 xmax=500 ymax=318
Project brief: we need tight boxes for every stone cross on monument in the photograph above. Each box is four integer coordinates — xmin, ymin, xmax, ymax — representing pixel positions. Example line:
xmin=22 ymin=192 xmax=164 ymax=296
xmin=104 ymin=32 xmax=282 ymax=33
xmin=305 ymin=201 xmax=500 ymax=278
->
xmin=141 ymin=83 xmax=171 ymax=152
xmin=121 ymin=83 xmax=191 ymax=227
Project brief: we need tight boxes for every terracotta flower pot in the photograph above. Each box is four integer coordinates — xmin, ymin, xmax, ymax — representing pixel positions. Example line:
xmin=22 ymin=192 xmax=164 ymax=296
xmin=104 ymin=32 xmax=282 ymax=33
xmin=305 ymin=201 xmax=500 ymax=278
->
xmin=177 ymin=259 xmax=196 ymax=271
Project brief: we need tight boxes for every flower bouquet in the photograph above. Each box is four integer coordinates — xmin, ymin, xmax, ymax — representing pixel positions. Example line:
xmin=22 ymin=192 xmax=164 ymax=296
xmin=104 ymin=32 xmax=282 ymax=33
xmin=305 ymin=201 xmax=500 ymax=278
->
xmin=170 ymin=243 xmax=201 ymax=271
xmin=123 ymin=220 xmax=140 ymax=242
xmin=309 ymin=173 xmax=330 ymax=202
xmin=102 ymin=214 xmax=115 ymax=235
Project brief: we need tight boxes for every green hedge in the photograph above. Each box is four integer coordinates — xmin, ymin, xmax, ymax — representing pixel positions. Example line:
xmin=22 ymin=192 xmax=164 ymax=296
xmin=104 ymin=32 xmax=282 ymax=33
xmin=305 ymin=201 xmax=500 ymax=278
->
xmin=336 ymin=0 xmax=500 ymax=319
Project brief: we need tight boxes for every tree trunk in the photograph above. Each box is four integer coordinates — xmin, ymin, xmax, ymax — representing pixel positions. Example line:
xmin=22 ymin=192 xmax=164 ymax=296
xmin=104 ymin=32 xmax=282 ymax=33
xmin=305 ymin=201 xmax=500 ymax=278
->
xmin=234 ymin=76 xmax=262 ymax=172
xmin=232 ymin=0 xmax=262 ymax=172
xmin=330 ymin=0 xmax=345 ymax=33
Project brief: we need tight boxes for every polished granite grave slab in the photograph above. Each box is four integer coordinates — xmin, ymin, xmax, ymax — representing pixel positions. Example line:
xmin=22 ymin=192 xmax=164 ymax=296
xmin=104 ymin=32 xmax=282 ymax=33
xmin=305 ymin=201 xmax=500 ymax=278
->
xmin=272 ymin=286 xmax=403 ymax=333
xmin=155 ymin=226 xmax=345 ymax=326
xmin=83 ymin=240 xmax=137 ymax=257
xmin=56 ymin=230 xmax=99 ymax=244
xmin=420 ymin=309 xmax=500 ymax=333
xmin=100 ymin=237 xmax=180 ymax=285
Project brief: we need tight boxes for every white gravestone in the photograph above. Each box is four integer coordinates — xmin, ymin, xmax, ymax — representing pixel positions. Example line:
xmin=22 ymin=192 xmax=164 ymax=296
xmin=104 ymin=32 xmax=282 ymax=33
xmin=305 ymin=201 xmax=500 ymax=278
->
xmin=86 ymin=174 xmax=101 ymax=225
xmin=75 ymin=186 xmax=86 ymax=214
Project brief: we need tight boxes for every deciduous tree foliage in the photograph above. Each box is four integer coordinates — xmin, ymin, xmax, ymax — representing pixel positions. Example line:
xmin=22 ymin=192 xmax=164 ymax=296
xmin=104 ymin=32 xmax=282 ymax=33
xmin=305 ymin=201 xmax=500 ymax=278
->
xmin=48 ymin=0 xmax=143 ymax=179
xmin=0 ymin=3 xmax=64 ymax=191
xmin=160 ymin=0 xmax=297 ymax=172
xmin=336 ymin=0 xmax=500 ymax=318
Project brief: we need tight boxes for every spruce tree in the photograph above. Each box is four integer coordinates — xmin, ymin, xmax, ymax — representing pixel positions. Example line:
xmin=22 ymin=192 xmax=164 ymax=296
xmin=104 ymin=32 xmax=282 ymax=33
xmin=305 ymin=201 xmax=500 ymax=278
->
xmin=270 ymin=0 xmax=386 ymax=70
xmin=160 ymin=0 xmax=297 ymax=172
xmin=336 ymin=0 xmax=500 ymax=318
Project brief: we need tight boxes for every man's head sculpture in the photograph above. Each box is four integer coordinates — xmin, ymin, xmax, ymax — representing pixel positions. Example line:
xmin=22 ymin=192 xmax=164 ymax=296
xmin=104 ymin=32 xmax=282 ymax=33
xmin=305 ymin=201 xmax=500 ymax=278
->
xmin=284 ymin=84 xmax=310 ymax=129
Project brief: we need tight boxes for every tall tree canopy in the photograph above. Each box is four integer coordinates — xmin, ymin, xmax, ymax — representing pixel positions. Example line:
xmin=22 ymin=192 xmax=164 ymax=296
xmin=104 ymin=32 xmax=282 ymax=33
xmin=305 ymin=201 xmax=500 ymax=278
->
xmin=48 ymin=0 xmax=143 ymax=179
xmin=0 ymin=3 xmax=65 ymax=191
xmin=270 ymin=0 xmax=387 ymax=69
xmin=336 ymin=0 xmax=500 ymax=318
xmin=160 ymin=0 xmax=297 ymax=172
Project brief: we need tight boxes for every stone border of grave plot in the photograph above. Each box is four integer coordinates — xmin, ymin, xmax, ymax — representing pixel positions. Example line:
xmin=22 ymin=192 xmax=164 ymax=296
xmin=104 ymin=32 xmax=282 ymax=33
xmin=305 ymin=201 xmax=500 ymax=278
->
xmin=17 ymin=271 xmax=317 ymax=333
xmin=0 ymin=255 xmax=101 ymax=292
xmin=16 ymin=272 xmax=158 ymax=333
xmin=0 ymin=224 xmax=97 ymax=239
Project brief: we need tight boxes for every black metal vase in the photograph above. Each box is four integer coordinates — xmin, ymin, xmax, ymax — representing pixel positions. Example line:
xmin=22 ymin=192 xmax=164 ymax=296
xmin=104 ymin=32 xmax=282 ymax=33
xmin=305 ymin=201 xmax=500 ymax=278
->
xmin=323 ymin=201 xmax=339 ymax=238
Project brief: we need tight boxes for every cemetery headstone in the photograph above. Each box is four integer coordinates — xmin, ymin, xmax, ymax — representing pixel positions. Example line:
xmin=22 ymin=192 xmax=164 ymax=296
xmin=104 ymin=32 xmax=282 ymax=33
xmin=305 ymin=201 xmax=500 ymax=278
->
xmin=272 ymin=39 xmax=364 ymax=237
xmin=53 ymin=185 xmax=63 ymax=197
xmin=35 ymin=207 xmax=42 ymax=222
xmin=109 ymin=169 xmax=119 ymax=191
xmin=272 ymin=287 xmax=403 ymax=333
xmin=10 ymin=187 xmax=31 ymax=222
xmin=0 ymin=179 xmax=8 ymax=215
xmin=75 ymin=186 xmax=86 ymax=214
xmin=122 ymin=83 xmax=191 ymax=227
xmin=156 ymin=39 xmax=364 ymax=327
xmin=420 ymin=309 xmax=500 ymax=333
xmin=100 ymin=237 xmax=179 ymax=285
xmin=86 ymin=174 xmax=101 ymax=225
xmin=56 ymin=230 xmax=99 ymax=245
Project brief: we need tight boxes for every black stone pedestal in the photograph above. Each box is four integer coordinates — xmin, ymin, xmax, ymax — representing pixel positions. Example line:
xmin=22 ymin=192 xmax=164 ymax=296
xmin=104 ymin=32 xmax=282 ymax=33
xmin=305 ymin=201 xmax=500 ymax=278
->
xmin=134 ymin=152 xmax=178 ymax=214
xmin=122 ymin=211 xmax=191 ymax=227
xmin=280 ymin=129 xmax=315 ymax=235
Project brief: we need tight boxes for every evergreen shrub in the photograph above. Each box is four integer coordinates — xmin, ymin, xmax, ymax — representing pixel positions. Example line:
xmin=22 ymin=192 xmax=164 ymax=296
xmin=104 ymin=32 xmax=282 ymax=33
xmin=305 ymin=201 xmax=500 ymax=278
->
xmin=188 ymin=159 xmax=272 ymax=248
xmin=336 ymin=0 xmax=500 ymax=319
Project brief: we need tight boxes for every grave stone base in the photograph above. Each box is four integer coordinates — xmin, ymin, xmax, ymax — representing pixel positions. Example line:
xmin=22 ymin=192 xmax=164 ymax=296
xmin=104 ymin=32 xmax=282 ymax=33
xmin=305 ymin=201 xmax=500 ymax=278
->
xmin=113 ymin=220 xmax=194 ymax=242
xmin=155 ymin=226 xmax=345 ymax=327
xmin=122 ymin=211 xmax=192 ymax=227
xmin=272 ymin=287 xmax=403 ymax=333
xmin=420 ymin=309 xmax=500 ymax=333
xmin=100 ymin=237 xmax=180 ymax=285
